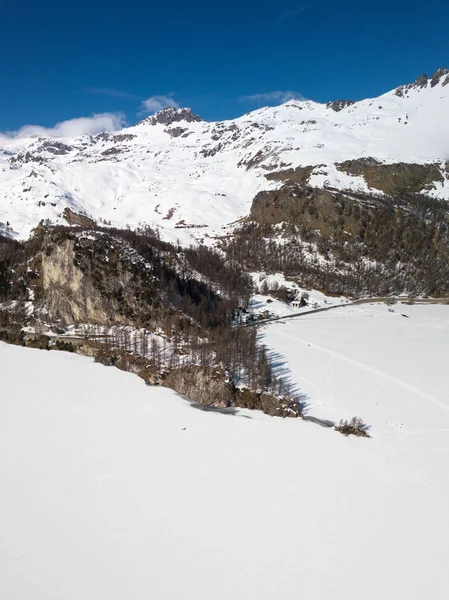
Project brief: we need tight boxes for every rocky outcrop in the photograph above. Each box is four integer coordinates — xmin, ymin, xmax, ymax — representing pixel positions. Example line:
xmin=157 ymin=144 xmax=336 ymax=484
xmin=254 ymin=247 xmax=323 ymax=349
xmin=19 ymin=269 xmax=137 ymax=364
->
xmin=62 ymin=208 xmax=97 ymax=228
xmin=36 ymin=140 xmax=73 ymax=155
xmin=395 ymin=73 xmax=428 ymax=96
xmin=234 ymin=388 xmax=301 ymax=417
xmin=326 ymin=100 xmax=355 ymax=112
xmin=40 ymin=231 xmax=156 ymax=326
xmin=41 ymin=237 xmax=114 ymax=324
xmin=140 ymin=107 xmax=203 ymax=126
xmin=265 ymin=165 xmax=315 ymax=185
xmin=250 ymin=184 xmax=346 ymax=232
xmin=336 ymin=158 xmax=445 ymax=195
xmin=163 ymin=365 xmax=234 ymax=407
xmin=395 ymin=68 xmax=449 ymax=96
xmin=163 ymin=364 xmax=302 ymax=417
xmin=165 ymin=127 xmax=188 ymax=138
xmin=263 ymin=159 xmax=445 ymax=199
xmin=430 ymin=68 xmax=449 ymax=87
xmin=112 ymin=133 xmax=136 ymax=142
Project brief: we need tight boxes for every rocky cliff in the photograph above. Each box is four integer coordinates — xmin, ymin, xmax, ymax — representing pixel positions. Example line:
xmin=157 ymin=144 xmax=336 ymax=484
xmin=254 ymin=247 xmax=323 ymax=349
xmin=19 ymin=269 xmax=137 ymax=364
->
xmin=222 ymin=182 xmax=449 ymax=296
xmin=40 ymin=230 xmax=156 ymax=326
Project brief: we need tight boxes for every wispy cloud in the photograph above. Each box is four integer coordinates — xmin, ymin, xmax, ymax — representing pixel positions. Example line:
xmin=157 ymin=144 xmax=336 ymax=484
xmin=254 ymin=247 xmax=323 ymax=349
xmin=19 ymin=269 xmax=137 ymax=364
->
xmin=139 ymin=94 xmax=179 ymax=115
xmin=275 ymin=1 xmax=320 ymax=24
xmin=87 ymin=87 xmax=140 ymax=100
xmin=3 ymin=113 xmax=126 ymax=139
xmin=240 ymin=90 xmax=305 ymax=105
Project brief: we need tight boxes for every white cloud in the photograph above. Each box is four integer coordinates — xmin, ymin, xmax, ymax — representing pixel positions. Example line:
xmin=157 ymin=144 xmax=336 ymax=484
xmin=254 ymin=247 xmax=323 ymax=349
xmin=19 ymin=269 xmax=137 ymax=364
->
xmin=275 ymin=1 xmax=320 ymax=24
xmin=4 ymin=113 xmax=126 ymax=139
xmin=240 ymin=91 xmax=306 ymax=104
xmin=88 ymin=87 xmax=139 ymax=100
xmin=139 ymin=95 xmax=179 ymax=115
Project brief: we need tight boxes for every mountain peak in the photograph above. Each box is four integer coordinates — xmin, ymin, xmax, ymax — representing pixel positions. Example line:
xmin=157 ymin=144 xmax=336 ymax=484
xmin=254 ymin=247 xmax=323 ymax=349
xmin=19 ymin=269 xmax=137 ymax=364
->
xmin=395 ymin=67 xmax=449 ymax=97
xmin=430 ymin=67 xmax=449 ymax=88
xmin=138 ymin=106 xmax=203 ymax=127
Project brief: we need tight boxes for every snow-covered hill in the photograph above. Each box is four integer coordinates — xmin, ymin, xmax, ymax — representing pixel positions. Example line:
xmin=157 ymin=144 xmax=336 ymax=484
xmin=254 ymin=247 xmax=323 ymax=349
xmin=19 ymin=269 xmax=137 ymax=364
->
xmin=1 ymin=69 xmax=449 ymax=241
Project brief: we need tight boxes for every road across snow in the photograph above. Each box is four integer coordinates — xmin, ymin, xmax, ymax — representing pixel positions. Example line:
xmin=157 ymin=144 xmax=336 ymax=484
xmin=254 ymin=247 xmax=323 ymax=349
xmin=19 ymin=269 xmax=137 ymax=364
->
xmin=1 ymin=313 xmax=449 ymax=599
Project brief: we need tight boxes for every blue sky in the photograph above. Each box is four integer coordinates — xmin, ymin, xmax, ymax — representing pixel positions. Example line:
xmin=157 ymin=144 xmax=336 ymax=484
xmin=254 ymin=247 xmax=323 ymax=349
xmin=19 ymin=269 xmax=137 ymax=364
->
xmin=1 ymin=0 xmax=448 ymax=133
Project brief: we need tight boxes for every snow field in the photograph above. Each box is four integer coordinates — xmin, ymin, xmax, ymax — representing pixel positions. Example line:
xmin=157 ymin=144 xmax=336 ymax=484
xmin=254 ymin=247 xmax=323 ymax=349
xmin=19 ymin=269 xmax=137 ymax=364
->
xmin=1 ymin=308 xmax=449 ymax=600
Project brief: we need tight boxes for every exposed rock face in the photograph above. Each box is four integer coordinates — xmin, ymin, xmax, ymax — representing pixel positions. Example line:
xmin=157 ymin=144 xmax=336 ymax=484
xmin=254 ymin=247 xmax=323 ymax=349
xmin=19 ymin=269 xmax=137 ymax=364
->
xmin=165 ymin=126 xmax=188 ymax=138
xmin=395 ymin=68 xmax=449 ymax=96
xmin=163 ymin=365 xmax=234 ymax=407
xmin=112 ymin=133 xmax=136 ymax=143
xmin=36 ymin=140 xmax=73 ymax=155
xmin=101 ymin=146 xmax=124 ymax=157
xmin=413 ymin=73 xmax=428 ymax=88
xmin=326 ymin=100 xmax=355 ymax=112
xmin=234 ymin=388 xmax=301 ymax=418
xmin=9 ymin=151 xmax=47 ymax=165
xmin=336 ymin=158 xmax=444 ymax=195
xmin=41 ymin=238 xmax=92 ymax=323
xmin=163 ymin=365 xmax=302 ymax=417
xmin=139 ymin=107 xmax=203 ymax=126
xmin=95 ymin=132 xmax=111 ymax=142
xmin=62 ymin=208 xmax=97 ymax=228
xmin=250 ymin=184 xmax=342 ymax=229
xmin=40 ymin=231 xmax=155 ymax=326
xmin=396 ymin=73 xmax=428 ymax=97
xmin=265 ymin=165 xmax=315 ymax=185
xmin=430 ymin=67 xmax=449 ymax=87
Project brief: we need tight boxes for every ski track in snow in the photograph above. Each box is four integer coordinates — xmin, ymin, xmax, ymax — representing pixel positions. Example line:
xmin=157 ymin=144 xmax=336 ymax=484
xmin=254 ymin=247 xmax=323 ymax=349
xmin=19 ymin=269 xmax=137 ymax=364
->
xmin=263 ymin=304 xmax=449 ymax=440
xmin=275 ymin=327 xmax=449 ymax=414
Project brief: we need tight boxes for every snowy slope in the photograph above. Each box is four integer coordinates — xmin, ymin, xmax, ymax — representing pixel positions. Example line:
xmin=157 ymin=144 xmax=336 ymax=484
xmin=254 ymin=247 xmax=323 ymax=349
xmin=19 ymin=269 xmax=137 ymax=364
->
xmin=1 ymin=69 xmax=449 ymax=241
xmin=1 ymin=308 xmax=449 ymax=599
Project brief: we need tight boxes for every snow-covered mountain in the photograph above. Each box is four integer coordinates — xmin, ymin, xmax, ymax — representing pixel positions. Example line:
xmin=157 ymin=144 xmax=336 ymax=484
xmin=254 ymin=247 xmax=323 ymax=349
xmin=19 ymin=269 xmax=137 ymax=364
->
xmin=1 ymin=69 xmax=449 ymax=242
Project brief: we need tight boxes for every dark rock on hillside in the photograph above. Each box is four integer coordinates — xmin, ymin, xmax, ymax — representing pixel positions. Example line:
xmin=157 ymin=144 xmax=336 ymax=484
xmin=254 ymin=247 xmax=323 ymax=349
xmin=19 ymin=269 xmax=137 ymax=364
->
xmin=395 ymin=67 xmax=449 ymax=96
xmin=62 ymin=208 xmax=97 ymax=228
xmin=413 ymin=73 xmax=428 ymax=89
xmin=95 ymin=132 xmax=111 ymax=142
xmin=265 ymin=165 xmax=315 ymax=185
xmin=112 ymin=133 xmax=136 ymax=143
xmin=165 ymin=127 xmax=188 ymax=138
xmin=250 ymin=184 xmax=344 ymax=228
xmin=336 ymin=158 xmax=444 ymax=195
xmin=326 ymin=100 xmax=355 ymax=112
xmin=430 ymin=67 xmax=449 ymax=87
xmin=395 ymin=75 xmax=426 ymax=96
xmin=101 ymin=146 xmax=124 ymax=157
xmin=40 ymin=230 xmax=157 ymax=326
xmin=36 ymin=140 xmax=73 ymax=155
xmin=9 ymin=151 xmax=47 ymax=165
xmin=234 ymin=388 xmax=301 ymax=418
xmin=163 ymin=365 xmax=234 ymax=407
xmin=140 ymin=107 xmax=203 ymax=127
xmin=163 ymin=365 xmax=302 ymax=417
